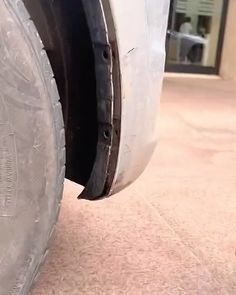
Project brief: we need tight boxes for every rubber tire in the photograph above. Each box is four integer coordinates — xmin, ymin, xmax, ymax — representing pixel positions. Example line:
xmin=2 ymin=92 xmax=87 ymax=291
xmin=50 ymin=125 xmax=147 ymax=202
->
xmin=0 ymin=1 xmax=65 ymax=294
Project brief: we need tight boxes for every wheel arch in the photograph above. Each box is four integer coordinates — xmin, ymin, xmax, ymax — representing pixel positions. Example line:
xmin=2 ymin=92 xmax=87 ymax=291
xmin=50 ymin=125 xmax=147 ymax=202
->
xmin=23 ymin=0 xmax=121 ymax=200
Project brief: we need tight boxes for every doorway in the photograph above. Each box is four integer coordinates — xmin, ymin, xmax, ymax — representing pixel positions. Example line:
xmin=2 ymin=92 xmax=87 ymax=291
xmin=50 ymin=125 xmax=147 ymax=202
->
xmin=165 ymin=0 xmax=229 ymax=74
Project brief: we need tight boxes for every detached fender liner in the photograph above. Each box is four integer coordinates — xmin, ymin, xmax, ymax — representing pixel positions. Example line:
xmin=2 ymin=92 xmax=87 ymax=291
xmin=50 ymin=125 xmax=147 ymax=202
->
xmin=79 ymin=0 xmax=121 ymax=200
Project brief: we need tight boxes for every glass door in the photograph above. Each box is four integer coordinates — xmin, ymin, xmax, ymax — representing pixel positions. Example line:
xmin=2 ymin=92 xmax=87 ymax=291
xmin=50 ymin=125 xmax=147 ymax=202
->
xmin=165 ymin=0 xmax=229 ymax=74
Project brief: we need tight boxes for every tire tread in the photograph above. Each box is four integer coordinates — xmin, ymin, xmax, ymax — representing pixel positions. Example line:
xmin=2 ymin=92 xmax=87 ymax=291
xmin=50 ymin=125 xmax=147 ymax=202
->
xmin=5 ymin=1 xmax=66 ymax=294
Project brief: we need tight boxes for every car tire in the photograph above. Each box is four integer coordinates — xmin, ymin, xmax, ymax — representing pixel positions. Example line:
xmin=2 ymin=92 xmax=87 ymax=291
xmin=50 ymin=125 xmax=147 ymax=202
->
xmin=0 ymin=1 xmax=65 ymax=294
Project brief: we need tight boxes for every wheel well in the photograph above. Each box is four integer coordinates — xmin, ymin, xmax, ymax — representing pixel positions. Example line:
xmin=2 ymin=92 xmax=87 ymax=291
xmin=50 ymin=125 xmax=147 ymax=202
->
xmin=23 ymin=0 xmax=98 ymax=185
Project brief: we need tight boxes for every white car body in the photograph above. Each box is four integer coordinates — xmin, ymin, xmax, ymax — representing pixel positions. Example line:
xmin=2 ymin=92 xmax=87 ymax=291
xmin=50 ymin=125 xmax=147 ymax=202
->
xmin=109 ymin=0 xmax=170 ymax=194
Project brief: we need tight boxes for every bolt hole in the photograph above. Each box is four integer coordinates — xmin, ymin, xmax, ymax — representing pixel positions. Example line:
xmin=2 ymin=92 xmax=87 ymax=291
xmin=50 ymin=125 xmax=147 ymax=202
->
xmin=103 ymin=50 xmax=109 ymax=60
xmin=103 ymin=130 xmax=110 ymax=139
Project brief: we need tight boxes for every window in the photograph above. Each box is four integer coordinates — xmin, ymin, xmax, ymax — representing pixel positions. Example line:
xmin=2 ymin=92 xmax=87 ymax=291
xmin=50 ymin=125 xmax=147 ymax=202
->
xmin=166 ymin=0 xmax=228 ymax=74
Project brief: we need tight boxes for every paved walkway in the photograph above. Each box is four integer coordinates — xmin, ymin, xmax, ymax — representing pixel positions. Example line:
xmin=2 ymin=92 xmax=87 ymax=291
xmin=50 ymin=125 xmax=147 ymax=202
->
xmin=33 ymin=77 xmax=236 ymax=295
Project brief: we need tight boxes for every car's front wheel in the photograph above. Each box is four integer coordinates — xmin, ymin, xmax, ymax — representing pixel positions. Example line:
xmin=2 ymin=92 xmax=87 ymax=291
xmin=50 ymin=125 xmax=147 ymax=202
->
xmin=0 ymin=1 xmax=65 ymax=294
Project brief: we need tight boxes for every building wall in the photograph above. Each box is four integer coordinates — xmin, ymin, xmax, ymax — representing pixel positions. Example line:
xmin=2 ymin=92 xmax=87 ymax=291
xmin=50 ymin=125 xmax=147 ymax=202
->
xmin=220 ymin=0 xmax=236 ymax=81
